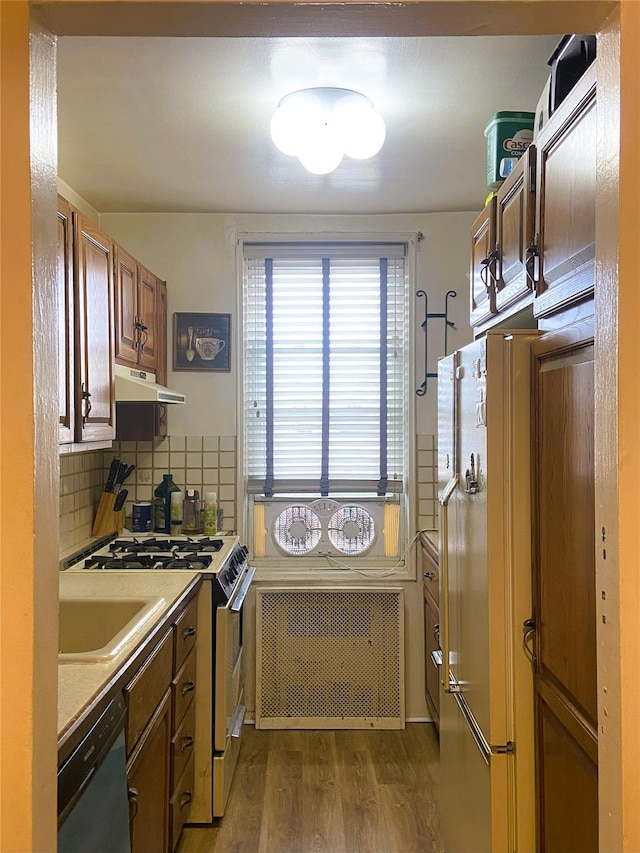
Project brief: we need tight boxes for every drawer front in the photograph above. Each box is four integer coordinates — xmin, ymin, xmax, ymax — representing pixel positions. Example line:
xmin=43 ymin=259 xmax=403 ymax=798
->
xmin=421 ymin=544 xmax=439 ymax=607
xmin=125 ymin=629 xmax=173 ymax=754
xmin=170 ymin=752 xmax=195 ymax=852
xmin=173 ymin=595 xmax=198 ymax=672
xmin=172 ymin=647 xmax=197 ymax=728
xmin=171 ymin=697 xmax=196 ymax=789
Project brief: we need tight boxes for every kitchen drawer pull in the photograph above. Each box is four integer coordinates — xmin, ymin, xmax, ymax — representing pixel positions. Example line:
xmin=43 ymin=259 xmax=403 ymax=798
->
xmin=179 ymin=791 xmax=193 ymax=810
xmin=180 ymin=735 xmax=194 ymax=753
xmin=181 ymin=680 xmax=195 ymax=696
xmin=424 ymin=571 xmax=436 ymax=580
xmin=182 ymin=626 xmax=196 ymax=640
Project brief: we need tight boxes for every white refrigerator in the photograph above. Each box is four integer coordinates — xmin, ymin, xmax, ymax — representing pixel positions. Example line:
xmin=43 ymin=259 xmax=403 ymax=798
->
xmin=437 ymin=331 xmax=537 ymax=853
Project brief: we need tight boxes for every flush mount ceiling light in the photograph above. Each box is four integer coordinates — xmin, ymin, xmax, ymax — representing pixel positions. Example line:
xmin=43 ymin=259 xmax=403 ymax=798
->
xmin=270 ymin=87 xmax=386 ymax=175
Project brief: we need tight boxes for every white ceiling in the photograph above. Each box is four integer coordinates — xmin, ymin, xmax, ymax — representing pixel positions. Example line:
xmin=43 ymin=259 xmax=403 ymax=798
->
xmin=57 ymin=35 xmax=560 ymax=215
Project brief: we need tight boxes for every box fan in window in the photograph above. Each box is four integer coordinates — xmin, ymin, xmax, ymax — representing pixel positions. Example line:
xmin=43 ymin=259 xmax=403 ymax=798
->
xmin=253 ymin=497 xmax=400 ymax=560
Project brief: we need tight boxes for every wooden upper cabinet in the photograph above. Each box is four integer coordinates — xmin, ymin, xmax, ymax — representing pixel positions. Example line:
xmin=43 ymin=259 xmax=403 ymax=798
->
xmin=137 ymin=265 xmax=159 ymax=370
xmin=469 ymin=195 xmax=497 ymax=328
xmin=115 ymin=246 xmax=162 ymax=372
xmin=533 ymin=64 xmax=597 ymax=318
xmin=494 ymin=144 xmax=536 ymax=315
xmin=57 ymin=196 xmax=74 ymax=444
xmin=74 ymin=212 xmax=116 ymax=443
xmin=114 ymin=245 xmax=139 ymax=365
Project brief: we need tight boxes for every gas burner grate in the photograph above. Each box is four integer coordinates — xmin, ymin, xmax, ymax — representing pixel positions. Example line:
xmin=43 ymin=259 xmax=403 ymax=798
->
xmin=85 ymin=555 xmax=160 ymax=569
xmin=109 ymin=538 xmax=186 ymax=554
xmin=159 ymin=556 xmax=214 ymax=570
xmin=173 ymin=538 xmax=224 ymax=553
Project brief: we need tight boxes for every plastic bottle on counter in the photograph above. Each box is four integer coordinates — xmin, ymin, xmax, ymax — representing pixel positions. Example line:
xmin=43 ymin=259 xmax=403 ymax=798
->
xmin=170 ymin=490 xmax=183 ymax=535
xmin=182 ymin=488 xmax=202 ymax=534
xmin=153 ymin=474 xmax=180 ymax=534
xmin=203 ymin=491 xmax=218 ymax=535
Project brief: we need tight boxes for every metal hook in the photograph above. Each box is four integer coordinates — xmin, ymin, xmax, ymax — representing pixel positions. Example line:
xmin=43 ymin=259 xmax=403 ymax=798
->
xmin=415 ymin=289 xmax=457 ymax=396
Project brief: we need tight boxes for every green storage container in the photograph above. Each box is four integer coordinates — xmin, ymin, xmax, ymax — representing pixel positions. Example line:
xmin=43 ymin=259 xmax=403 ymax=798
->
xmin=484 ymin=111 xmax=535 ymax=190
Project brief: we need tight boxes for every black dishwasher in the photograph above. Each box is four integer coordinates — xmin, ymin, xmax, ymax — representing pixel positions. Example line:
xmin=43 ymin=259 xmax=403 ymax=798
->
xmin=58 ymin=692 xmax=131 ymax=853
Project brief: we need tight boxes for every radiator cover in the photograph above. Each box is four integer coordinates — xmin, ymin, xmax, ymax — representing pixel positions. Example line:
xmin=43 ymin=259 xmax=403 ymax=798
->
xmin=256 ymin=587 xmax=405 ymax=729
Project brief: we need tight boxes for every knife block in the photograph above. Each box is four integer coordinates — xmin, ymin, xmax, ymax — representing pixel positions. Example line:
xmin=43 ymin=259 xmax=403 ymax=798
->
xmin=91 ymin=492 xmax=118 ymax=537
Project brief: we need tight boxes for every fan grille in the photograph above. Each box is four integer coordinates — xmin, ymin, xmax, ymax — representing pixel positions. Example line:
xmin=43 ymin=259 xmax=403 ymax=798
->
xmin=328 ymin=505 xmax=375 ymax=555
xmin=273 ymin=505 xmax=322 ymax=555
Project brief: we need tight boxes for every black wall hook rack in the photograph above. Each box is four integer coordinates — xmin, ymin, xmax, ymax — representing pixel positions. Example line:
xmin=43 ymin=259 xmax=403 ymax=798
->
xmin=415 ymin=289 xmax=457 ymax=396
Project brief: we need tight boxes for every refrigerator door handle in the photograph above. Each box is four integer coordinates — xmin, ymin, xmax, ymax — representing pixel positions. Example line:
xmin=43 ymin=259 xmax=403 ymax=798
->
xmin=439 ymin=474 xmax=459 ymax=693
xmin=453 ymin=689 xmax=515 ymax=766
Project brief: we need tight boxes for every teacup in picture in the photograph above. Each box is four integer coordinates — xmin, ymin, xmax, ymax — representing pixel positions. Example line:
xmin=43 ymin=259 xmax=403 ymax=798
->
xmin=173 ymin=312 xmax=231 ymax=371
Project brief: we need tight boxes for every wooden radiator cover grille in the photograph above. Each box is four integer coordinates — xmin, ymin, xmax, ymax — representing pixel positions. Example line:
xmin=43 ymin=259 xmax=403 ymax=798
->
xmin=256 ymin=588 xmax=405 ymax=730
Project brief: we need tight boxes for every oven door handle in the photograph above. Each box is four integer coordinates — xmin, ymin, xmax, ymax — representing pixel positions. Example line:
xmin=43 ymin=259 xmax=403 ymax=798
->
xmin=229 ymin=566 xmax=256 ymax=612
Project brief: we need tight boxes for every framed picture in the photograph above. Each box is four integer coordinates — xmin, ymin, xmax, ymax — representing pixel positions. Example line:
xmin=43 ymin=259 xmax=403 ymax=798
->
xmin=173 ymin=312 xmax=231 ymax=371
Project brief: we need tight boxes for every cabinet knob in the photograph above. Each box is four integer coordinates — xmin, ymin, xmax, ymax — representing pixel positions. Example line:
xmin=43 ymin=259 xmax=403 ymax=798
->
xmin=182 ymin=626 xmax=196 ymax=640
xmin=424 ymin=571 xmax=436 ymax=580
xmin=179 ymin=791 xmax=193 ymax=810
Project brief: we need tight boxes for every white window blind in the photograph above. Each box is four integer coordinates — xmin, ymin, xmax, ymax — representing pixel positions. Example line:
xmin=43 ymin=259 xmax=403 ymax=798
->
xmin=243 ymin=242 xmax=407 ymax=496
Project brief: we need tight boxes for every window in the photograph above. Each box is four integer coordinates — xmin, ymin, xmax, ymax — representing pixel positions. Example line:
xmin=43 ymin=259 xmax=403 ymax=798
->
xmin=243 ymin=241 xmax=407 ymax=498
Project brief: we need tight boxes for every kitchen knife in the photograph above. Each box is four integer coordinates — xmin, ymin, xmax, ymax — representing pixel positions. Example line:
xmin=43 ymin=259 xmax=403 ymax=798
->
xmin=104 ymin=458 xmax=121 ymax=493
xmin=114 ymin=489 xmax=128 ymax=512
xmin=119 ymin=464 xmax=136 ymax=485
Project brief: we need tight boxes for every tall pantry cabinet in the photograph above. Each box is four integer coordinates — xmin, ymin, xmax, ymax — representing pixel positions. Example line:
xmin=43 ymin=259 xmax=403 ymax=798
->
xmin=462 ymin=62 xmax=598 ymax=852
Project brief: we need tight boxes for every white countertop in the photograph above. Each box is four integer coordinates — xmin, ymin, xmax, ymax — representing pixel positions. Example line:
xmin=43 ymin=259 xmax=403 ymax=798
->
xmin=58 ymin=570 xmax=199 ymax=743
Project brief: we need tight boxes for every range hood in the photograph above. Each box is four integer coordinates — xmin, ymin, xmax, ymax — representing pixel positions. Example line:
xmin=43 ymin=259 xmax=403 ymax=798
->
xmin=115 ymin=365 xmax=186 ymax=404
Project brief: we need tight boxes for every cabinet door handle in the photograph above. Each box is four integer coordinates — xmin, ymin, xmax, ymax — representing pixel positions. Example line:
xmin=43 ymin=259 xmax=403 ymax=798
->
xmin=182 ymin=626 xmax=196 ymax=640
xmin=424 ymin=571 xmax=436 ymax=580
xmin=180 ymin=734 xmax=194 ymax=752
xmin=525 ymin=239 xmax=539 ymax=290
xmin=181 ymin=680 xmax=196 ymax=696
xmin=479 ymin=257 xmax=491 ymax=292
xmin=128 ymin=786 xmax=139 ymax=819
xmin=81 ymin=383 xmax=92 ymax=425
xmin=179 ymin=791 xmax=193 ymax=810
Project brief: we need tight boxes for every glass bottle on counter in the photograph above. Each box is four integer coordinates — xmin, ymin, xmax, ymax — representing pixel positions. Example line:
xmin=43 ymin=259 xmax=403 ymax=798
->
xmin=182 ymin=489 xmax=202 ymax=534
xmin=153 ymin=474 xmax=180 ymax=534
xmin=170 ymin=490 xmax=183 ymax=535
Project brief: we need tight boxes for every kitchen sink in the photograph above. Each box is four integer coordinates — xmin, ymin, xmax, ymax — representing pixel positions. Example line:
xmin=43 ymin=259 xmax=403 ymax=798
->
xmin=59 ymin=595 xmax=165 ymax=663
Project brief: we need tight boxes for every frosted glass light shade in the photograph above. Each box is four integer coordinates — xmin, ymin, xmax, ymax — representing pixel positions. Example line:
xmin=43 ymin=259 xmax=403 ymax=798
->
xmin=270 ymin=87 xmax=386 ymax=175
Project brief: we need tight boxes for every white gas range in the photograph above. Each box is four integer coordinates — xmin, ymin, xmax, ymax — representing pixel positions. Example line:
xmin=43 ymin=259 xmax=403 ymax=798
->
xmin=63 ymin=532 xmax=255 ymax=821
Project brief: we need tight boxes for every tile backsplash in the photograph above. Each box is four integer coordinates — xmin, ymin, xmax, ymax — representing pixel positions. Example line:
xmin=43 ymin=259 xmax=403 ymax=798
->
xmin=59 ymin=450 xmax=108 ymax=553
xmin=59 ymin=435 xmax=238 ymax=555
xmin=107 ymin=435 xmax=238 ymax=534
xmin=417 ymin=433 xmax=438 ymax=532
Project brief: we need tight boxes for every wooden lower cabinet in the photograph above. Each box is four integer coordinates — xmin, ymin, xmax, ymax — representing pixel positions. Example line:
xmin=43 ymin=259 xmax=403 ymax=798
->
xmin=128 ymin=690 xmax=172 ymax=853
xmin=532 ymin=322 xmax=597 ymax=851
xmin=124 ymin=588 xmax=200 ymax=853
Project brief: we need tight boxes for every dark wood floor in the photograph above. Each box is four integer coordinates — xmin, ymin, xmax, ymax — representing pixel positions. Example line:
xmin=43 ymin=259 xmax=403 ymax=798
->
xmin=178 ymin=723 xmax=444 ymax=853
